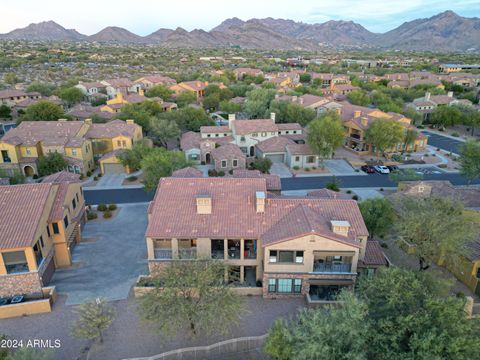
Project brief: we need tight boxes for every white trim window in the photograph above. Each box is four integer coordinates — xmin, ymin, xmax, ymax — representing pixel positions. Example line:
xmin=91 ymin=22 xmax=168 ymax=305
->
xmin=232 ymin=159 xmax=238 ymax=168
xmin=221 ymin=160 xmax=227 ymax=168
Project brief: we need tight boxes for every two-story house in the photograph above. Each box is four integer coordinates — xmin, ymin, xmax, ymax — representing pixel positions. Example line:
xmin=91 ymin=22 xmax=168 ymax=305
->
xmin=145 ymin=177 xmax=386 ymax=299
xmin=0 ymin=173 xmax=85 ymax=298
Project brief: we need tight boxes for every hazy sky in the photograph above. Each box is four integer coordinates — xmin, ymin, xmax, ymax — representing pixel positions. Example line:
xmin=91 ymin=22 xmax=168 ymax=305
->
xmin=1 ymin=0 xmax=479 ymax=35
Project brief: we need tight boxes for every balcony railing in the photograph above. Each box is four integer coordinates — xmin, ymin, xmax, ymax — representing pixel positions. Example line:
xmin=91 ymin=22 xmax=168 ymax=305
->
xmin=211 ymin=249 xmax=225 ymax=260
xmin=179 ymin=248 xmax=197 ymax=259
xmin=154 ymin=249 xmax=172 ymax=260
xmin=313 ymin=263 xmax=352 ymax=273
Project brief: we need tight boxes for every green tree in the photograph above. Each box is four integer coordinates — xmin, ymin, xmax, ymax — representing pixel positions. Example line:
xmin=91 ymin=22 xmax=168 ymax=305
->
xmin=359 ymin=267 xmax=480 ymax=360
xmin=150 ymin=117 xmax=180 ymax=148
xmin=4 ymin=73 xmax=18 ymax=85
xmin=244 ymin=88 xmax=276 ymax=119
xmin=250 ymin=158 xmax=272 ymax=173
xmin=264 ymin=291 xmax=369 ymax=360
xmin=269 ymin=101 xmax=316 ymax=126
xmin=359 ymin=198 xmax=395 ymax=239
xmin=347 ymin=90 xmax=371 ymax=106
xmin=219 ymin=100 xmax=241 ymax=114
xmin=59 ymin=87 xmax=84 ymax=106
xmin=393 ymin=196 xmax=476 ymax=270
xmin=145 ymin=85 xmax=174 ymax=100
xmin=463 ymin=110 xmax=480 ymax=136
xmin=0 ymin=104 xmax=11 ymax=118
xmin=119 ymin=100 xmax=163 ymax=133
xmin=459 ymin=140 xmax=480 ymax=183
xmin=37 ymin=152 xmax=68 ymax=177
xmin=118 ymin=141 xmax=153 ymax=171
xmin=299 ymin=73 xmax=311 ymax=83
xmin=72 ymin=298 xmax=115 ymax=344
xmin=141 ymin=148 xmax=190 ymax=190
xmin=137 ymin=259 xmax=244 ymax=338
xmin=306 ymin=112 xmax=345 ymax=162
xmin=175 ymin=91 xmax=197 ymax=108
xmin=159 ymin=107 xmax=214 ymax=132
xmin=403 ymin=128 xmax=418 ymax=152
xmin=22 ymin=100 xmax=65 ymax=121
xmin=202 ymin=93 xmax=220 ymax=110
xmin=430 ymin=106 xmax=462 ymax=128
xmin=364 ymin=120 xmax=404 ymax=158
xmin=26 ymin=82 xmax=56 ymax=97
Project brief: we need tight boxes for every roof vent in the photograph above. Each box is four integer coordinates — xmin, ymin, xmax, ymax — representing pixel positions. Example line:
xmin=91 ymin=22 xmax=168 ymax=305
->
xmin=196 ymin=195 xmax=211 ymax=214
xmin=331 ymin=220 xmax=350 ymax=236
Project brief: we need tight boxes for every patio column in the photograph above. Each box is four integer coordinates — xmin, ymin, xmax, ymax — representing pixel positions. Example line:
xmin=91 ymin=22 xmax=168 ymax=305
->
xmin=240 ymin=265 xmax=244 ymax=284
xmin=25 ymin=247 xmax=37 ymax=271
xmin=172 ymin=238 xmax=179 ymax=259
xmin=0 ymin=252 xmax=6 ymax=275
xmin=146 ymin=238 xmax=154 ymax=260
xmin=240 ymin=239 xmax=244 ymax=260
xmin=223 ymin=239 xmax=228 ymax=260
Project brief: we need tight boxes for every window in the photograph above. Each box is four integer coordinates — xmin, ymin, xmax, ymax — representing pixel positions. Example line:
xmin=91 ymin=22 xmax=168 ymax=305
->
xmin=295 ymin=251 xmax=304 ymax=263
xmin=46 ymin=226 xmax=51 ymax=237
xmin=252 ymin=133 xmax=258 ymax=137
xmin=52 ymin=223 xmax=60 ymax=234
xmin=215 ymin=133 xmax=219 ymax=137
xmin=122 ymin=140 xmax=127 ymax=147
xmin=3 ymin=251 xmax=29 ymax=274
xmin=268 ymin=279 xmax=276 ymax=293
xmin=72 ymin=149 xmax=77 ymax=156
xmin=277 ymin=279 xmax=293 ymax=293
xmin=294 ymin=279 xmax=302 ymax=293
xmin=240 ymin=136 xmax=246 ymax=142
xmin=232 ymin=159 xmax=238 ymax=168
xmin=261 ymin=132 xmax=267 ymax=137
xmin=207 ymin=134 xmax=211 ymax=137
xmin=307 ymin=156 xmax=316 ymax=163
xmin=295 ymin=156 xmax=300 ymax=162
xmin=269 ymin=250 xmax=277 ymax=263
xmin=76 ymin=193 xmax=79 ymax=202
xmin=39 ymin=236 xmax=44 ymax=248
xmin=63 ymin=215 xmax=69 ymax=229
xmin=221 ymin=160 xmax=227 ymax=168
xmin=117 ymin=140 xmax=122 ymax=147
xmin=279 ymin=251 xmax=294 ymax=263
xmin=72 ymin=198 xmax=76 ymax=210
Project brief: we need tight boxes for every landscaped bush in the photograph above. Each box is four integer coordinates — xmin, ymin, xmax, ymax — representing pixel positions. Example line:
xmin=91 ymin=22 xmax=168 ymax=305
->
xmin=305 ymin=167 xmax=310 ymax=172
xmin=87 ymin=211 xmax=98 ymax=220
xmin=293 ymin=165 xmax=300 ymax=170
xmin=97 ymin=203 xmax=107 ymax=212
xmin=352 ymin=195 xmax=359 ymax=201
xmin=311 ymin=166 xmax=317 ymax=170
xmin=346 ymin=190 xmax=352 ymax=194
xmin=326 ymin=177 xmax=340 ymax=192
xmin=33 ymin=174 xmax=39 ymax=179
xmin=103 ymin=210 xmax=112 ymax=219
xmin=208 ymin=169 xmax=218 ymax=177
xmin=108 ymin=204 xmax=117 ymax=211
xmin=98 ymin=173 xmax=103 ymax=178
xmin=379 ymin=188 xmax=384 ymax=191
xmin=217 ymin=171 xmax=225 ymax=177
xmin=93 ymin=176 xmax=98 ymax=181
xmin=86 ymin=171 xmax=92 ymax=177
xmin=126 ymin=176 xmax=138 ymax=182
xmin=391 ymin=154 xmax=402 ymax=162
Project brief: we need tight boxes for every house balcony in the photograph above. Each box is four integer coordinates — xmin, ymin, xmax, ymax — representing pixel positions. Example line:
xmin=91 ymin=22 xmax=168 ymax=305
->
xmin=154 ymin=249 xmax=172 ymax=260
xmin=313 ymin=263 xmax=352 ymax=273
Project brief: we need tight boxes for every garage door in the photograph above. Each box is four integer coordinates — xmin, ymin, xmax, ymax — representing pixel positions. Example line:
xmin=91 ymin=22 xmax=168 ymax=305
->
xmin=265 ymin=154 xmax=284 ymax=163
xmin=103 ymin=163 xmax=125 ymax=174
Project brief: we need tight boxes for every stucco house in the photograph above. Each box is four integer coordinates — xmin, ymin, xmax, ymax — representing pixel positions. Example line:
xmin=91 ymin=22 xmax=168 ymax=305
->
xmin=210 ymin=143 xmax=246 ymax=172
xmin=145 ymin=177 xmax=386 ymax=299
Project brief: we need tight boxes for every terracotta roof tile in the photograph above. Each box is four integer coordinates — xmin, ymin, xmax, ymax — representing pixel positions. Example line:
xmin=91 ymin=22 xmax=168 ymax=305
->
xmin=171 ymin=167 xmax=203 ymax=178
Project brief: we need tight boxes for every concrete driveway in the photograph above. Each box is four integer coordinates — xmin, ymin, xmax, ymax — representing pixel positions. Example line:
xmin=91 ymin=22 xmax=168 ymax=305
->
xmin=269 ymin=162 xmax=292 ymax=178
xmin=96 ymin=173 xmax=126 ymax=187
xmin=324 ymin=159 xmax=363 ymax=175
xmin=51 ymin=203 xmax=149 ymax=305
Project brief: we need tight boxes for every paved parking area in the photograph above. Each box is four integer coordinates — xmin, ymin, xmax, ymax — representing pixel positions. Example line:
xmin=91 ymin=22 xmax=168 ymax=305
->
xmin=324 ymin=159 xmax=363 ymax=175
xmin=51 ymin=203 xmax=149 ymax=305
xmin=96 ymin=173 xmax=127 ymax=187
xmin=422 ymin=131 xmax=464 ymax=154
xmin=269 ymin=162 xmax=292 ymax=178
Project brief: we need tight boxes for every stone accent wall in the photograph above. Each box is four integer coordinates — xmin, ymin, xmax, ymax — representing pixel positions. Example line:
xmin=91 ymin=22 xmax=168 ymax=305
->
xmin=262 ymin=272 xmax=356 ymax=299
xmin=0 ymin=272 xmax=43 ymax=298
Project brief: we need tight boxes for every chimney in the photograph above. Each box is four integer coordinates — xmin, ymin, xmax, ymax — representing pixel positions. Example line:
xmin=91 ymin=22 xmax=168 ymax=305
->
xmin=330 ymin=220 xmax=350 ymax=236
xmin=354 ymin=110 xmax=361 ymax=118
xmin=256 ymin=191 xmax=266 ymax=213
xmin=447 ymin=91 xmax=453 ymax=98
xmin=425 ymin=92 xmax=431 ymax=101
xmin=84 ymin=118 xmax=92 ymax=125
xmin=126 ymin=119 xmax=135 ymax=125
xmin=270 ymin=112 xmax=276 ymax=122
xmin=361 ymin=117 xmax=369 ymax=127
xmin=196 ymin=195 xmax=212 ymax=214
xmin=228 ymin=113 xmax=236 ymax=129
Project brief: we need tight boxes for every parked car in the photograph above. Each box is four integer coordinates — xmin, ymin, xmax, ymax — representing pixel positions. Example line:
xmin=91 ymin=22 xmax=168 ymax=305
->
xmin=361 ymin=165 xmax=375 ymax=174
xmin=374 ymin=165 xmax=390 ymax=174
xmin=387 ymin=165 xmax=399 ymax=172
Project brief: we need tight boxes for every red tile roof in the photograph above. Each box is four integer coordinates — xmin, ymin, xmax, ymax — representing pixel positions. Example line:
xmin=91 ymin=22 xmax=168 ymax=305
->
xmin=256 ymin=136 xmax=294 ymax=153
xmin=2 ymin=121 xmax=84 ymax=146
xmin=232 ymin=169 xmax=281 ymax=191
xmin=146 ymin=178 xmax=368 ymax=244
xmin=200 ymin=125 xmax=230 ymax=134
xmin=361 ymin=240 xmax=388 ymax=266
xmin=210 ymin=144 xmax=245 ymax=161
xmin=85 ymin=120 xmax=140 ymax=139
xmin=43 ymin=171 xmax=81 ymax=184
xmin=233 ymin=119 xmax=277 ymax=135
xmin=0 ymin=184 xmax=54 ymax=250
xmin=171 ymin=167 xmax=203 ymax=178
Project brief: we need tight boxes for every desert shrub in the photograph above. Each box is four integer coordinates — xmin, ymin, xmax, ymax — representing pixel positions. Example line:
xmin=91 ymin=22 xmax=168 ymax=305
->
xmin=97 ymin=203 xmax=107 ymax=212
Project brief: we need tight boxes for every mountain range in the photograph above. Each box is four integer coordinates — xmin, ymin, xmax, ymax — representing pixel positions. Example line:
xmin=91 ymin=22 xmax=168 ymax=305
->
xmin=0 ymin=11 xmax=478 ymax=52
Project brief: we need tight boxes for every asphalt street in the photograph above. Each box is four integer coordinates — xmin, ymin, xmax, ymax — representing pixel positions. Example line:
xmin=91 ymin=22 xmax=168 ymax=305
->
xmin=421 ymin=131 xmax=464 ymax=154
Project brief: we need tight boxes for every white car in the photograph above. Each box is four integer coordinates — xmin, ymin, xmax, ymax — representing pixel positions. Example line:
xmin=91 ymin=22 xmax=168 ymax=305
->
xmin=374 ymin=165 xmax=390 ymax=174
